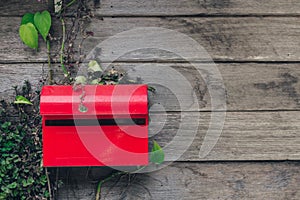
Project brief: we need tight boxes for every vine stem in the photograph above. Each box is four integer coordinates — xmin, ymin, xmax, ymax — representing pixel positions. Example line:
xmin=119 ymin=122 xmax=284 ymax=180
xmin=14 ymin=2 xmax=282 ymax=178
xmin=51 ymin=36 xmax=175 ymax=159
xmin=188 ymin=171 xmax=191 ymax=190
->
xmin=95 ymin=166 xmax=147 ymax=200
xmin=56 ymin=0 xmax=77 ymax=14
xmin=45 ymin=168 xmax=53 ymax=200
xmin=95 ymin=171 xmax=126 ymax=200
xmin=66 ymin=0 xmax=77 ymax=8
xmin=47 ymin=39 xmax=53 ymax=85
xmin=60 ymin=18 xmax=68 ymax=77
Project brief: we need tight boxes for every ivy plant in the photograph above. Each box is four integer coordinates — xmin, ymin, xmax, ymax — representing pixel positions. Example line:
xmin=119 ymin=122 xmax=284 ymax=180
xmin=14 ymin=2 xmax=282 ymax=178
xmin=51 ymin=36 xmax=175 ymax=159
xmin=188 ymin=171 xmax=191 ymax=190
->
xmin=0 ymin=82 xmax=49 ymax=199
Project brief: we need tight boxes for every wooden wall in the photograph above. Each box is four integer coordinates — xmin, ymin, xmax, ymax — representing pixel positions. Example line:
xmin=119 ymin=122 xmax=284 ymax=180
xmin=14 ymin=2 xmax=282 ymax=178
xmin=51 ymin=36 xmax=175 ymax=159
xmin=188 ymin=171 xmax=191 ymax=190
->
xmin=1 ymin=0 xmax=300 ymax=199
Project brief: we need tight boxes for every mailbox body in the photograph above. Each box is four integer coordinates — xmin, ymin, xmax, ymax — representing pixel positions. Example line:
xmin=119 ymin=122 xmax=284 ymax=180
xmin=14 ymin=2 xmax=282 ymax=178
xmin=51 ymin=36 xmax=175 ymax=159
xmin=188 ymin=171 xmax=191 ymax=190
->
xmin=40 ymin=85 xmax=148 ymax=167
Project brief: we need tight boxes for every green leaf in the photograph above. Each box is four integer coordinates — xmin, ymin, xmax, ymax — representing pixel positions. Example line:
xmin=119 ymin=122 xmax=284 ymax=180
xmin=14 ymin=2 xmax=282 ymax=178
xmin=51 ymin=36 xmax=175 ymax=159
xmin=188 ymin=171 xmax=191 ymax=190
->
xmin=0 ymin=193 xmax=7 ymax=199
xmin=90 ymin=79 xmax=99 ymax=85
xmin=34 ymin=10 xmax=51 ymax=41
xmin=2 ymin=186 xmax=11 ymax=194
xmin=1 ymin=122 xmax=11 ymax=129
xmin=21 ymin=13 xmax=34 ymax=25
xmin=22 ymin=177 xmax=34 ymax=187
xmin=7 ymin=182 xmax=17 ymax=189
xmin=150 ymin=140 xmax=164 ymax=164
xmin=19 ymin=23 xmax=38 ymax=49
xmin=88 ymin=60 xmax=103 ymax=72
xmin=14 ymin=95 xmax=33 ymax=105
xmin=75 ymin=76 xmax=87 ymax=85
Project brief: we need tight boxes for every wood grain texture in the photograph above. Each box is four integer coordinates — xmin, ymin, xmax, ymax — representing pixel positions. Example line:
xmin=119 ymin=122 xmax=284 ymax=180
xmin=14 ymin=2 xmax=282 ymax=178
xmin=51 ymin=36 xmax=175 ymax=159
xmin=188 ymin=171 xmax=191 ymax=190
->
xmin=56 ymin=162 xmax=300 ymax=200
xmin=83 ymin=17 xmax=300 ymax=62
xmin=2 ymin=63 xmax=300 ymax=112
xmin=2 ymin=16 xmax=300 ymax=62
xmin=2 ymin=0 xmax=300 ymax=17
xmin=0 ymin=0 xmax=50 ymax=16
xmin=0 ymin=63 xmax=64 ymax=100
xmin=0 ymin=64 xmax=45 ymax=100
xmin=112 ymin=62 xmax=300 ymax=111
xmin=92 ymin=0 xmax=300 ymax=16
xmin=149 ymin=111 xmax=300 ymax=161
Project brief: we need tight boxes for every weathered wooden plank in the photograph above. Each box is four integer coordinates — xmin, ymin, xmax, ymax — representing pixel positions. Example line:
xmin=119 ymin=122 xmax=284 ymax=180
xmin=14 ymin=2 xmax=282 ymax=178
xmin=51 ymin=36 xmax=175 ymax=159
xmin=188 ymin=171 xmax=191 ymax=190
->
xmin=2 ymin=16 xmax=300 ymax=62
xmin=112 ymin=62 xmax=300 ymax=111
xmin=57 ymin=162 xmax=300 ymax=200
xmin=95 ymin=0 xmax=300 ymax=16
xmin=0 ymin=64 xmax=45 ymax=100
xmin=83 ymin=17 xmax=300 ymax=62
xmin=0 ymin=0 xmax=50 ymax=16
xmin=150 ymin=111 xmax=300 ymax=161
xmin=2 ymin=63 xmax=300 ymax=111
xmin=3 ymin=0 xmax=300 ymax=17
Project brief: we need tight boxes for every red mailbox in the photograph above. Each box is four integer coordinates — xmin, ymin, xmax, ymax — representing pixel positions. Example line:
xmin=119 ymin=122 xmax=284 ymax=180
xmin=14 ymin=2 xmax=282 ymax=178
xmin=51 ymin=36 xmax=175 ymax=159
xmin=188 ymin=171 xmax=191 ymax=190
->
xmin=40 ymin=85 xmax=148 ymax=167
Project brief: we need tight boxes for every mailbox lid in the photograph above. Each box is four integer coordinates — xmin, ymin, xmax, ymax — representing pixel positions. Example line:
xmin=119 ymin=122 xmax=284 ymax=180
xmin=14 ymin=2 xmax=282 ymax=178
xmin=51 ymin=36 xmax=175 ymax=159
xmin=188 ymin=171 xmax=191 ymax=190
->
xmin=40 ymin=84 xmax=148 ymax=115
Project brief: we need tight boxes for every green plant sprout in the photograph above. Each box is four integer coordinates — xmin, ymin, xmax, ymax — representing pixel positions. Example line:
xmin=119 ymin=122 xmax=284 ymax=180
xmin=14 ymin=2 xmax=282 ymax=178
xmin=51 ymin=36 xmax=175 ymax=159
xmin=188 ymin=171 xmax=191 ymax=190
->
xmin=150 ymin=140 xmax=165 ymax=164
xmin=19 ymin=0 xmax=78 ymax=83
xmin=74 ymin=60 xmax=124 ymax=86
xmin=19 ymin=11 xmax=51 ymax=49
xmin=19 ymin=11 xmax=53 ymax=83
xmin=74 ymin=60 xmax=125 ymax=113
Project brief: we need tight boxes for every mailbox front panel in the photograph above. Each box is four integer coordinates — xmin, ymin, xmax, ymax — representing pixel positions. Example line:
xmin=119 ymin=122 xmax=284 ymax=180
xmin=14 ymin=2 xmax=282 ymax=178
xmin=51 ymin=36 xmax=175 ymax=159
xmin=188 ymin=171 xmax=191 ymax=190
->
xmin=40 ymin=85 xmax=148 ymax=167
